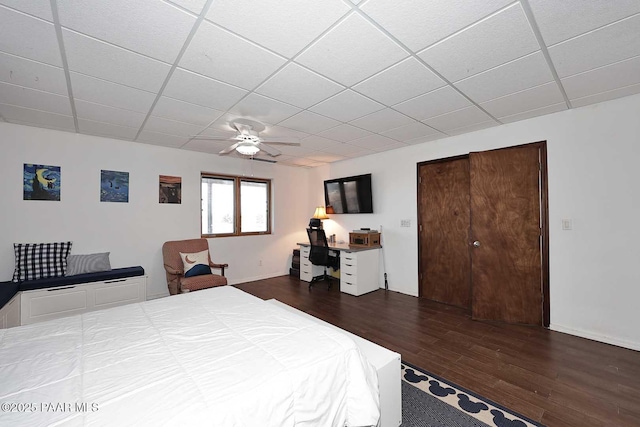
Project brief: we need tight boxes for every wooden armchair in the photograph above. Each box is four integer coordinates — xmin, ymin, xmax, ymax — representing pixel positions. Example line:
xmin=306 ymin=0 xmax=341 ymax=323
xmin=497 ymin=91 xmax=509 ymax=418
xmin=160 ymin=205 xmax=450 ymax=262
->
xmin=162 ymin=238 xmax=228 ymax=295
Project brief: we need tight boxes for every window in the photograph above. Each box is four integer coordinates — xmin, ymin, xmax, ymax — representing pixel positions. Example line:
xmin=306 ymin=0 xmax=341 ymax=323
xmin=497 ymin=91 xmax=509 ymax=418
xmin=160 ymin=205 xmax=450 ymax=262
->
xmin=201 ymin=173 xmax=271 ymax=237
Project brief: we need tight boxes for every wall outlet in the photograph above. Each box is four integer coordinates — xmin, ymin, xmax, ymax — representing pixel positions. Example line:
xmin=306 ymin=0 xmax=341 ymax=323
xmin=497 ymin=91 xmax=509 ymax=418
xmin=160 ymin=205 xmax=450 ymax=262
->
xmin=259 ymin=259 xmax=263 ymax=266
xmin=562 ymin=219 xmax=572 ymax=230
xmin=400 ymin=219 xmax=411 ymax=227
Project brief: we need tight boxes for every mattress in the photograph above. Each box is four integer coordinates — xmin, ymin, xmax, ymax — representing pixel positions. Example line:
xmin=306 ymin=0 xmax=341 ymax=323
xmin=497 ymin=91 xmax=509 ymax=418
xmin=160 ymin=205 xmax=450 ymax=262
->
xmin=0 ymin=286 xmax=379 ymax=426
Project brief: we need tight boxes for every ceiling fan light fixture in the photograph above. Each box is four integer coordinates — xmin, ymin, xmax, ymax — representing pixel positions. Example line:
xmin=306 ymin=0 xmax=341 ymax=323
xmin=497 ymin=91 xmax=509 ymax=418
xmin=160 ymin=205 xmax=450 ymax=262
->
xmin=236 ymin=142 xmax=260 ymax=156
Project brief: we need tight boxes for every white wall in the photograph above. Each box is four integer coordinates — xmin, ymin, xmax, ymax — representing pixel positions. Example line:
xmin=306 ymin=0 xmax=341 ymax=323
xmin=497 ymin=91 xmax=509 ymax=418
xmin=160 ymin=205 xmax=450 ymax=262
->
xmin=311 ymin=93 xmax=640 ymax=351
xmin=0 ymin=123 xmax=312 ymax=299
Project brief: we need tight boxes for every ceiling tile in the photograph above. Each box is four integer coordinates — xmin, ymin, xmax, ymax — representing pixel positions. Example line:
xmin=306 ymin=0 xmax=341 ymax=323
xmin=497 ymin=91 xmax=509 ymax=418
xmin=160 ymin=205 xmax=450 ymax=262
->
xmin=255 ymin=63 xmax=343 ymax=109
xmin=70 ymin=72 xmax=156 ymax=113
xmin=63 ymin=29 xmax=171 ymax=92
xmin=447 ymin=120 xmax=499 ymax=135
xmin=528 ymin=0 xmax=640 ymax=45
xmin=353 ymin=57 xmax=446 ymax=106
xmin=77 ymin=118 xmax=137 ymax=140
xmin=394 ymin=86 xmax=471 ymax=121
xmin=206 ymin=0 xmax=349 ymax=58
xmin=418 ymin=4 xmax=539 ymax=82
xmin=270 ymin=144 xmax=317 ymax=157
xmin=278 ymin=110 xmax=341 ymax=134
xmin=381 ymin=121 xmax=440 ymax=142
xmin=370 ymin=141 xmax=408 ymax=152
xmin=360 ymin=0 xmax=512 ymax=52
xmin=229 ymin=93 xmax=301 ymax=124
xmin=304 ymin=152 xmax=347 ymax=163
xmin=260 ymin=124 xmax=309 ymax=140
xmin=570 ymin=82 xmax=640 ymax=109
xmin=0 ymin=6 xmax=61 ymax=66
xmin=319 ymin=124 xmax=373 ymax=142
xmin=144 ymin=116 xmax=205 ymax=137
xmin=310 ymin=90 xmax=384 ymax=122
xmin=75 ymin=99 xmax=146 ymax=129
xmin=349 ymin=108 xmax=413 ymax=133
xmin=57 ymin=0 xmax=196 ymax=63
xmin=0 ymin=1 xmax=52 ymax=21
xmin=296 ymin=13 xmax=408 ymax=86
xmin=0 ymin=103 xmax=75 ymax=131
xmin=167 ymin=0 xmax=207 ymax=14
xmin=349 ymin=134 xmax=397 ymax=149
xmin=137 ymin=130 xmax=189 ymax=148
xmin=405 ymin=133 xmax=445 ymax=145
xmin=180 ymin=21 xmax=286 ymax=89
xmin=0 ymin=52 xmax=67 ymax=95
xmin=562 ymin=55 xmax=640 ymax=100
xmin=163 ymin=68 xmax=247 ymax=111
xmin=283 ymin=157 xmax=318 ymax=167
xmin=422 ymin=106 xmax=494 ymax=133
xmin=153 ymin=96 xmax=224 ymax=127
xmin=455 ymin=52 xmax=554 ymax=103
xmin=549 ymin=14 xmax=640 ymax=78
xmin=326 ymin=143 xmax=374 ymax=157
xmin=481 ymin=82 xmax=565 ymax=119
xmin=299 ymin=135 xmax=343 ymax=151
xmin=499 ymin=103 xmax=567 ymax=124
xmin=0 ymin=81 xmax=71 ymax=115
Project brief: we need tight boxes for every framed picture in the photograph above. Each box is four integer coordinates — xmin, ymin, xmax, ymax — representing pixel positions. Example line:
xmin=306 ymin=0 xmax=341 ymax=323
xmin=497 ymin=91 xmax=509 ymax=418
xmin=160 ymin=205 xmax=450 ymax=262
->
xmin=159 ymin=175 xmax=181 ymax=204
xmin=23 ymin=163 xmax=61 ymax=201
xmin=100 ymin=170 xmax=129 ymax=203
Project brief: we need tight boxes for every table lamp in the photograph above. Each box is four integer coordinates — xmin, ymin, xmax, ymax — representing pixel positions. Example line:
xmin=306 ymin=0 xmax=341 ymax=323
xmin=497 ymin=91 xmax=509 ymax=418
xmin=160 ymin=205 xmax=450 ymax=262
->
xmin=311 ymin=206 xmax=329 ymax=228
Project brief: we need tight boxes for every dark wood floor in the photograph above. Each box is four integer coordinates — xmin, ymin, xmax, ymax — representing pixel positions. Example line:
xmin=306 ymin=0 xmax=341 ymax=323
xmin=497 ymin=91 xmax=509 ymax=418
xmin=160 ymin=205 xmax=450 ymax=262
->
xmin=235 ymin=275 xmax=640 ymax=427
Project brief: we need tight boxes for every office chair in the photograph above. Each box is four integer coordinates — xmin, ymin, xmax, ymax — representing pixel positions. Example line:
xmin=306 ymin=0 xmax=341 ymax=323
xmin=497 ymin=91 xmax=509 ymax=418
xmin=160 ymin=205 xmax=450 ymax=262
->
xmin=306 ymin=226 xmax=338 ymax=290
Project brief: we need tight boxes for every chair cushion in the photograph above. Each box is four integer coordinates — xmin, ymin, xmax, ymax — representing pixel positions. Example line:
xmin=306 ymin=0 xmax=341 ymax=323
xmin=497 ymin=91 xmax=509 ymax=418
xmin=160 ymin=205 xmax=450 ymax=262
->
xmin=179 ymin=249 xmax=211 ymax=278
xmin=19 ymin=266 xmax=145 ymax=291
xmin=181 ymin=274 xmax=227 ymax=292
xmin=0 ymin=281 xmax=19 ymax=308
xmin=67 ymin=252 xmax=111 ymax=276
xmin=13 ymin=242 xmax=73 ymax=282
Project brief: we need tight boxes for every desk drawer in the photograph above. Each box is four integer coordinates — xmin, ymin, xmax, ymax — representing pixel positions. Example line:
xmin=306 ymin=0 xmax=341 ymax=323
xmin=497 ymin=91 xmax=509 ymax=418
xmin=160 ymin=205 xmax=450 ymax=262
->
xmin=341 ymin=270 xmax=358 ymax=285
xmin=301 ymin=247 xmax=310 ymax=258
xmin=341 ymin=254 xmax=357 ymax=265
xmin=341 ymin=279 xmax=358 ymax=296
xmin=341 ymin=262 xmax=358 ymax=276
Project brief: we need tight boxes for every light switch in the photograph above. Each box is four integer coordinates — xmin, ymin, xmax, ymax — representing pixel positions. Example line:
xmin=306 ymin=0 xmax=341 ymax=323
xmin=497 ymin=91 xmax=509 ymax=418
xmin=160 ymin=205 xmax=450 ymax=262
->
xmin=562 ymin=219 xmax=572 ymax=230
xmin=400 ymin=219 xmax=411 ymax=227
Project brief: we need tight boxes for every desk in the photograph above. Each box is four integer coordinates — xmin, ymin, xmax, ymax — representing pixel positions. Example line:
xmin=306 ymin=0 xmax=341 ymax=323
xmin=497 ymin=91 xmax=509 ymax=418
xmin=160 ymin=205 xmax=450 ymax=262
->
xmin=298 ymin=243 xmax=381 ymax=296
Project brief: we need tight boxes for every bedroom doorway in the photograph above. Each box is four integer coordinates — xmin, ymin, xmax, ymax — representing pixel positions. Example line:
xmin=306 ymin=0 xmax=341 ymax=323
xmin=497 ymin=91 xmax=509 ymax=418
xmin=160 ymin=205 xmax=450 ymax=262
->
xmin=417 ymin=141 xmax=549 ymax=326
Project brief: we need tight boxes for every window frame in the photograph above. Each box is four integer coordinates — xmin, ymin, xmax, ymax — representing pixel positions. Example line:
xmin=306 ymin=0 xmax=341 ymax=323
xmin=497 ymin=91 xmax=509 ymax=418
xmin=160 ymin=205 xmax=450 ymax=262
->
xmin=201 ymin=172 xmax=272 ymax=238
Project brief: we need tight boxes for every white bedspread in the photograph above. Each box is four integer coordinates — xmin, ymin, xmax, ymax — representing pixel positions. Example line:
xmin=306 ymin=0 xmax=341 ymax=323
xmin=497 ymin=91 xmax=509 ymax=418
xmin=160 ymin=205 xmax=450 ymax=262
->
xmin=0 ymin=286 xmax=379 ymax=426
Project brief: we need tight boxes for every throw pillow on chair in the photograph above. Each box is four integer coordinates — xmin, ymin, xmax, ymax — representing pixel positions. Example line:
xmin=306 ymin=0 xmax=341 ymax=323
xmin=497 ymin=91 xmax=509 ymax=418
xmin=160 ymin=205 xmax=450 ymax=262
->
xmin=179 ymin=250 xmax=212 ymax=278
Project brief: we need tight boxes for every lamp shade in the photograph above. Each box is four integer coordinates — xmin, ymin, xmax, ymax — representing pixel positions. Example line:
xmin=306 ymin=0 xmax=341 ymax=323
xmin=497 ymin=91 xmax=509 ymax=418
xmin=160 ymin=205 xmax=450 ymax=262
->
xmin=312 ymin=206 xmax=329 ymax=219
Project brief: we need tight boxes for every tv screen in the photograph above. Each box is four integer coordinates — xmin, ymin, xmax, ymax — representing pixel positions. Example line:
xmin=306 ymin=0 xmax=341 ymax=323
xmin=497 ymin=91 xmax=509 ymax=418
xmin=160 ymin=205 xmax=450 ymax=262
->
xmin=324 ymin=174 xmax=373 ymax=214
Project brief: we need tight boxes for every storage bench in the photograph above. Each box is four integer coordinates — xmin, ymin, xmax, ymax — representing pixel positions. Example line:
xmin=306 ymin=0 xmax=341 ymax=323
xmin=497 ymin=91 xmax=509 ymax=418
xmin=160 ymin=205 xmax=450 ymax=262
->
xmin=0 ymin=267 xmax=146 ymax=328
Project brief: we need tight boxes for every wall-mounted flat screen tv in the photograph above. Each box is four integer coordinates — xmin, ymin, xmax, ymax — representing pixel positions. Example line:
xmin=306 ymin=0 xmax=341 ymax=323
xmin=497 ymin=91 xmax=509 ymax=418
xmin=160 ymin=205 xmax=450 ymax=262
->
xmin=324 ymin=173 xmax=373 ymax=214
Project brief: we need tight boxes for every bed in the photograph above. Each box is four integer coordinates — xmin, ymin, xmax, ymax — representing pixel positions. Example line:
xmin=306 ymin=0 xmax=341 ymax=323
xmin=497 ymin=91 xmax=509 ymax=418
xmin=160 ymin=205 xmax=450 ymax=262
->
xmin=0 ymin=286 xmax=380 ymax=426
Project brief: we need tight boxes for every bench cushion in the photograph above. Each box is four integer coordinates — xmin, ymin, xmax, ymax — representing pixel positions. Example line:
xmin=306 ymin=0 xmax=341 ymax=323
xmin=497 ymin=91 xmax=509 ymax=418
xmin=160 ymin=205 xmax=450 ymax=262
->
xmin=0 ymin=281 xmax=19 ymax=309
xmin=18 ymin=266 xmax=145 ymax=292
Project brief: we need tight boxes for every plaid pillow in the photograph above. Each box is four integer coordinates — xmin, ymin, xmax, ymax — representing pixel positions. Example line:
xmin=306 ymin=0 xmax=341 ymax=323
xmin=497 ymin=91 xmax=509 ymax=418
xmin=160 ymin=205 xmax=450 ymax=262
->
xmin=12 ymin=242 xmax=73 ymax=283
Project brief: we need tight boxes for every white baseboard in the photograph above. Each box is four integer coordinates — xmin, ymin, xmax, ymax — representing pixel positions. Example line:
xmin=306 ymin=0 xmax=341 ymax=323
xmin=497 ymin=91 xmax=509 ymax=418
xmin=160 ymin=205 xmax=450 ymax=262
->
xmin=550 ymin=323 xmax=640 ymax=352
xmin=229 ymin=270 xmax=290 ymax=286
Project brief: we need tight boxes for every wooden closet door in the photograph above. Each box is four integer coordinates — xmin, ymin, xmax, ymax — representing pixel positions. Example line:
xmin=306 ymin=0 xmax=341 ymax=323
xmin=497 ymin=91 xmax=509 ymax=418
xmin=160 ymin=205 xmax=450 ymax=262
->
xmin=470 ymin=144 xmax=543 ymax=325
xmin=418 ymin=157 xmax=471 ymax=309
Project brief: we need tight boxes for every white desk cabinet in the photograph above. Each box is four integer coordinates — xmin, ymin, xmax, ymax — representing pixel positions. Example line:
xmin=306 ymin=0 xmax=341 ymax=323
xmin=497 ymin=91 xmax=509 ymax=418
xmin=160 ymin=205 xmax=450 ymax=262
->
xmin=20 ymin=276 xmax=147 ymax=325
xmin=299 ymin=246 xmax=324 ymax=282
xmin=0 ymin=293 xmax=21 ymax=329
xmin=340 ymin=248 xmax=380 ymax=296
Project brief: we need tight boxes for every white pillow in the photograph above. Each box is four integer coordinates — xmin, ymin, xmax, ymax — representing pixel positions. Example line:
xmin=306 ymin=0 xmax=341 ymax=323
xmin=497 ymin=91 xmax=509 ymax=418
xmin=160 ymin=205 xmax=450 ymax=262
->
xmin=179 ymin=249 xmax=211 ymax=278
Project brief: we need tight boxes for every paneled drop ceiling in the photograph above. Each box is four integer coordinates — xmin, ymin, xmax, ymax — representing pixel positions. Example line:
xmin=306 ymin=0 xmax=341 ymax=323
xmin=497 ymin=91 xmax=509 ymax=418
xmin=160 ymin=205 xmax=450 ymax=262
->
xmin=1 ymin=0 xmax=639 ymax=167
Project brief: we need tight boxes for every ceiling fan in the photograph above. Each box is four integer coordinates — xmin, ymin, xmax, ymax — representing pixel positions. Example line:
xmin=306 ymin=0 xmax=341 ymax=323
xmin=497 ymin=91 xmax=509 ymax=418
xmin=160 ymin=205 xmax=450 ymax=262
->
xmin=191 ymin=119 xmax=300 ymax=157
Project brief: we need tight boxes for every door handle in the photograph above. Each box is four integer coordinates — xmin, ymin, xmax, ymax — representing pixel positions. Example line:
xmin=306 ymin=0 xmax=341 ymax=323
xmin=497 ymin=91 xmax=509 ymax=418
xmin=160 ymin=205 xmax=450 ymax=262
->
xmin=473 ymin=241 xmax=481 ymax=248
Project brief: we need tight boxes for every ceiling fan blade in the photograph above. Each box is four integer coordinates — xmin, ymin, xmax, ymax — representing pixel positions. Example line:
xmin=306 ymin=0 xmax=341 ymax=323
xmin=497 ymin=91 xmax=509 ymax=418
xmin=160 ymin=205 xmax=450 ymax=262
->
xmin=219 ymin=142 xmax=240 ymax=155
xmin=257 ymin=142 xmax=281 ymax=157
xmin=261 ymin=141 xmax=301 ymax=146
xmin=190 ymin=135 xmax=233 ymax=141
xmin=233 ymin=122 xmax=252 ymax=134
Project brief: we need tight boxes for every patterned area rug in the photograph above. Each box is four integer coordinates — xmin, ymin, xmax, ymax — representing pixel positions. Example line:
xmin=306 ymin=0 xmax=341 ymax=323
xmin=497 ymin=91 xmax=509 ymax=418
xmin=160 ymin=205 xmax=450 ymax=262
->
xmin=401 ymin=361 xmax=545 ymax=427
